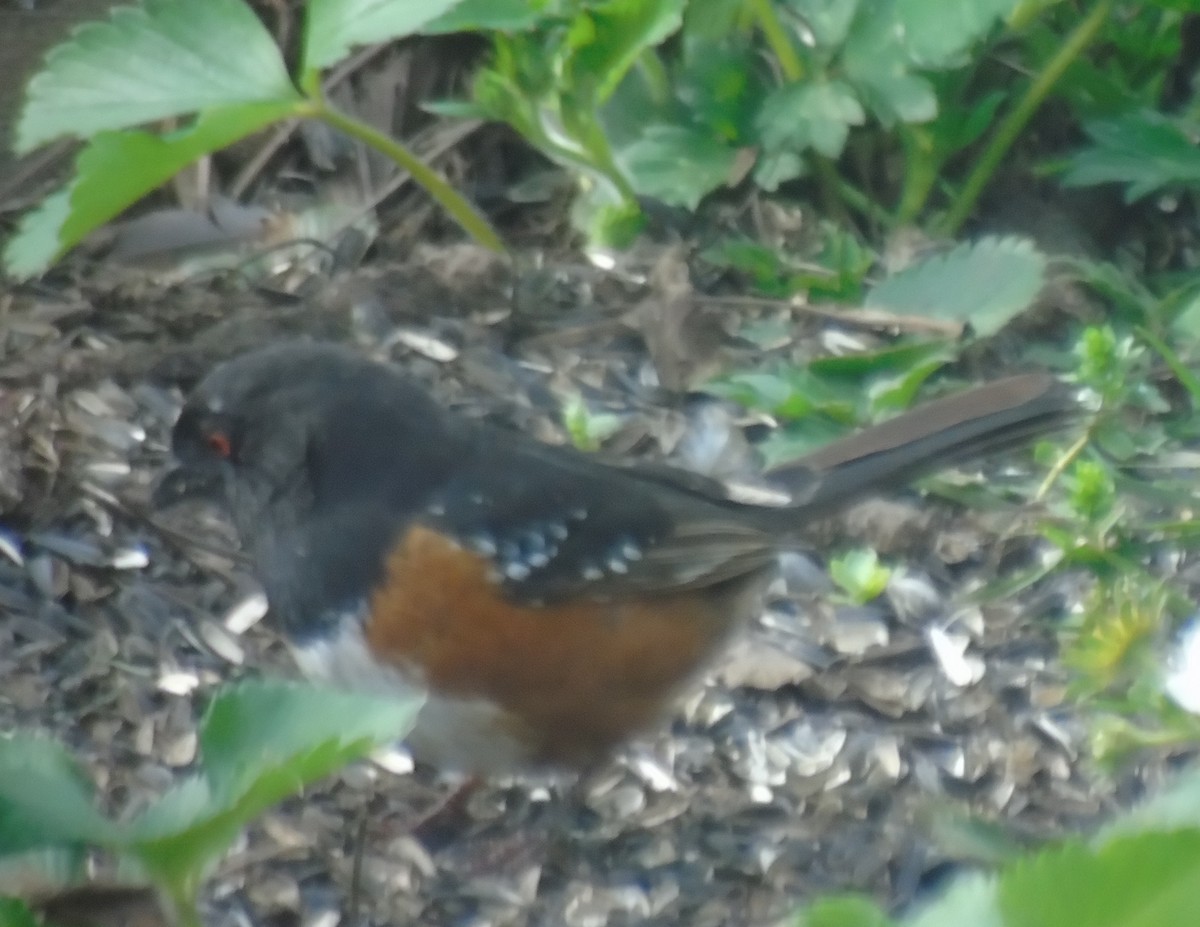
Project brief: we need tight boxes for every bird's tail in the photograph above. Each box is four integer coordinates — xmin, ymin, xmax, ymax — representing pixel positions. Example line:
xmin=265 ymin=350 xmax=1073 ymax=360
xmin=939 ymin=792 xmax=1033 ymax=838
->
xmin=761 ymin=372 xmax=1079 ymax=517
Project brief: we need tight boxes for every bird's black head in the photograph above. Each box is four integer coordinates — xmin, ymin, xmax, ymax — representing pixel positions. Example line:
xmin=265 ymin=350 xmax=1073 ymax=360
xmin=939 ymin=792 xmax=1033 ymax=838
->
xmin=155 ymin=341 xmax=450 ymax=554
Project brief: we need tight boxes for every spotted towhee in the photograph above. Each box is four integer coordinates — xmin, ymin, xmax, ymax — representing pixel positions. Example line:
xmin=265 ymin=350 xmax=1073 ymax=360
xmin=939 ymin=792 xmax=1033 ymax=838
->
xmin=155 ymin=342 xmax=1076 ymax=775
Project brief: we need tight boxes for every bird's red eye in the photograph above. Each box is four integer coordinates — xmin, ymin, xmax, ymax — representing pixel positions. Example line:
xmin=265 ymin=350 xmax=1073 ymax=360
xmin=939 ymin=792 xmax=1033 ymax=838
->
xmin=206 ymin=430 xmax=232 ymax=458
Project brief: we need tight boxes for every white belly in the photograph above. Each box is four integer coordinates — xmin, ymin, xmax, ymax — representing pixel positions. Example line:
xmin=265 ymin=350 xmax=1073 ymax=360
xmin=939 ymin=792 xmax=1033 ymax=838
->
xmin=291 ymin=621 xmax=532 ymax=775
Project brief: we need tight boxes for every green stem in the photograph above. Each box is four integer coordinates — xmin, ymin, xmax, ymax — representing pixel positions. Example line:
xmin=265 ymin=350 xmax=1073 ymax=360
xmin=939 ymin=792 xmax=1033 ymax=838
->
xmin=636 ymin=49 xmax=671 ymax=107
xmin=160 ymin=875 xmax=204 ymax=927
xmin=895 ymin=125 xmax=940 ymax=225
xmin=750 ymin=0 xmax=804 ymax=81
xmin=828 ymin=168 xmax=891 ymax=227
xmin=938 ymin=0 xmax=1113 ymax=237
xmin=1135 ymin=324 xmax=1200 ymax=401
xmin=310 ymin=97 xmax=507 ymax=253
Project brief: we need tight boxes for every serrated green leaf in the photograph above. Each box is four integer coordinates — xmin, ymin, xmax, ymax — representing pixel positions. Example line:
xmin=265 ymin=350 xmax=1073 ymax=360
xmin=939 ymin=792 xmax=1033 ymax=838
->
xmin=16 ymin=0 xmax=298 ymax=152
xmin=569 ymin=0 xmax=686 ymax=103
xmin=842 ymin=4 xmax=937 ymax=125
xmin=619 ymin=124 xmax=735 ymax=208
xmin=4 ymin=102 xmax=293 ymax=278
xmin=303 ymin=0 xmax=467 ymax=73
xmin=1062 ymin=111 xmax=1200 ymax=202
xmin=0 ymin=737 xmax=119 ymax=856
xmin=126 ymin=680 xmax=420 ymax=884
xmin=196 ymin=679 xmax=420 ymax=800
xmin=865 ymin=236 xmax=1046 ymax=337
xmin=421 ymin=0 xmax=545 ymax=33
xmin=897 ymin=0 xmax=1018 ymax=68
xmin=756 ymin=80 xmax=865 ymax=159
xmin=999 ymin=830 xmax=1200 ymax=927
xmin=2 ymin=190 xmax=72 ymax=281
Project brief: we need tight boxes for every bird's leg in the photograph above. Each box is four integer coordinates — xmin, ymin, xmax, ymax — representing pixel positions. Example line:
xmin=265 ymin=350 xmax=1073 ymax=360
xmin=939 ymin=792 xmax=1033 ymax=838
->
xmin=409 ymin=775 xmax=483 ymax=851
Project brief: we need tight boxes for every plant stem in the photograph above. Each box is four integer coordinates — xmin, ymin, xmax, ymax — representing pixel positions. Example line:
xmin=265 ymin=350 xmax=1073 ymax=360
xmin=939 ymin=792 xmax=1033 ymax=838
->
xmin=938 ymin=0 xmax=1113 ymax=237
xmin=895 ymin=125 xmax=939 ymax=225
xmin=750 ymin=0 xmax=804 ymax=81
xmin=159 ymin=875 xmax=204 ymax=927
xmin=636 ymin=49 xmax=671 ymax=106
xmin=828 ymin=169 xmax=891 ymax=227
xmin=1135 ymin=324 xmax=1200 ymax=400
xmin=312 ymin=97 xmax=507 ymax=253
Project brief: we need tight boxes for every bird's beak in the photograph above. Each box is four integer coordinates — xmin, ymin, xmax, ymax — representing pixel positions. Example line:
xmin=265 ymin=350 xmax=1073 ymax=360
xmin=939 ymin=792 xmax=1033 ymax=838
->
xmin=151 ymin=461 xmax=225 ymax=509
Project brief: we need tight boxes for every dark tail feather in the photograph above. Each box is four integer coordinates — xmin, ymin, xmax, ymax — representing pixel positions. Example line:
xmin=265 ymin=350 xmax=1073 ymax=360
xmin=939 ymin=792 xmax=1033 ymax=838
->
xmin=763 ymin=373 xmax=1079 ymax=516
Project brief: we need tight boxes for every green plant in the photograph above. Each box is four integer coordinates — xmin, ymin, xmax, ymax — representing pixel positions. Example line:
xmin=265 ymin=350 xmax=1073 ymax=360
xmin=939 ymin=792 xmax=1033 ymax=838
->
xmin=445 ymin=0 xmax=1175 ymax=244
xmin=452 ymin=0 xmax=1034 ymax=242
xmin=5 ymin=0 xmax=506 ymax=279
xmin=828 ymin=547 xmax=891 ymax=604
xmin=0 ymin=680 xmax=421 ymax=927
xmin=704 ymin=235 xmax=1052 ymax=464
xmin=1062 ymin=109 xmax=1200 ymax=202
xmin=562 ymin=392 xmax=625 ymax=450
xmin=796 ymin=762 xmax=1200 ymax=926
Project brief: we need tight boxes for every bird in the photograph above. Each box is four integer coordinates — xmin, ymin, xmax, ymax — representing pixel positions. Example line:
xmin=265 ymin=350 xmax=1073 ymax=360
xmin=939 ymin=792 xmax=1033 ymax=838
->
xmin=154 ymin=341 xmax=1076 ymax=777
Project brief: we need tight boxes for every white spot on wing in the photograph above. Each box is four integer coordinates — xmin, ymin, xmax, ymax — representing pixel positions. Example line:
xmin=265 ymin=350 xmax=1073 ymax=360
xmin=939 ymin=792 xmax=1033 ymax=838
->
xmin=505 ymin=561 xmax=532 ymax=581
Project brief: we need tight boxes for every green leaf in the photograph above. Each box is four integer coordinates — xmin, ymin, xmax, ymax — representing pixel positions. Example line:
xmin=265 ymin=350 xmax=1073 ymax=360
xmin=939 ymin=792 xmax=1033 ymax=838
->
xmin=569 ymin=0 xmax=686 ymax=103
xmin=999 ymin=830 xmax=1200 ymax=927
xmin=3 ymin=190 xmax=72 ymax=281
xmin=196 ymin=679 xmax=421 ymax=801
xmin=304 ymin=0 xmax=466 ymax=72
xmin=829 ymin=548 xmax=891 ymax=603
xmin=675 ymin=35 xmax=763 ymax=143
xmin=865 ymin=355 xmax=950 ymax=413
xmin=783 ymin=0 xmax=861 ymax=47
xmin=865 ymin=236 xmax=1046 ymax=338
xmin=800 ymin=893 xmax=894 ymax=926
xmin=421 ymin=0 xmax=545 ymax=33
xmin=753 ymin=149 xmax=808 ymax=191
xmin=841 ymin=4 xmax=937 ymax=125
xmin=5 ymin=103 xmax=293 ymax=278
xmin=0 ymin=898 xmax=39 ymax=927
xmin=562 ymin=394 xmax=624 ymax=451
xmin=1062 ymin=111 xmax=1200 ymax=202
xmin=619 ymin=124 xmax=736 ymax=208
xmin=128 ymin=680 xmax=420 ymax=885
xmin=16 ymin=0 xmax=298 ymax=152
xmin=707 ymin=368 xmax=857 ymax=421
xmin=0 ymin=737 xmax=119 ymax=856
xmin=896 ymin=0 xmax=1018 ymax=68
xmin=808 ymin=341 xmax=952 ymax=380
xmin=756 ymin=80 xmax=865 ymax=160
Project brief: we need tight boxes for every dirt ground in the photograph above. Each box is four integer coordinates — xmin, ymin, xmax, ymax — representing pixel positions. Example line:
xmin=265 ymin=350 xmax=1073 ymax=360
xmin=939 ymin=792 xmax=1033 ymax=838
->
xmin=0 ymin=235 xmax=1156 ymax=927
